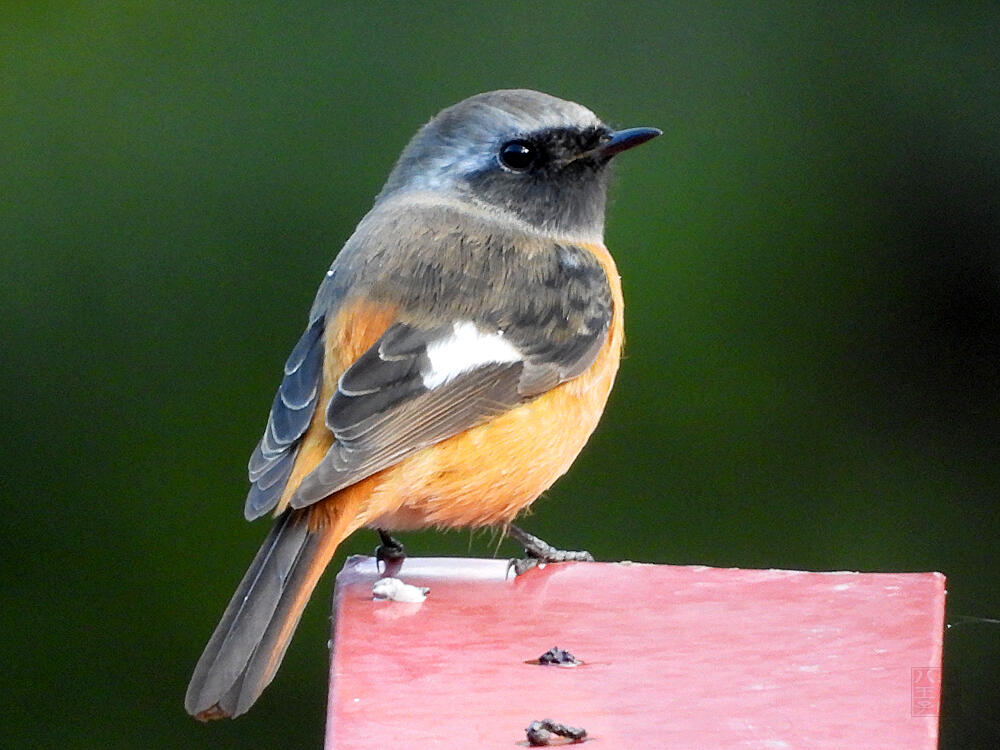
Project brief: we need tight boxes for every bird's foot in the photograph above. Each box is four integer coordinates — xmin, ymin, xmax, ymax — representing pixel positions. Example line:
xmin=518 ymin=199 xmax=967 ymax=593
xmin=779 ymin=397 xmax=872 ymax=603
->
xmin=506 ymin=524 xmax=594 ymax=576
xmin=375 ymin=529 xmax=406 ymax=577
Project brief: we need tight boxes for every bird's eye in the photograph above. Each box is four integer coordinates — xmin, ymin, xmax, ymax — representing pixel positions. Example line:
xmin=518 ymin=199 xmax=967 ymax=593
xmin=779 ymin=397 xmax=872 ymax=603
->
xmin=498 ymin=140 xmax=535 ymax=171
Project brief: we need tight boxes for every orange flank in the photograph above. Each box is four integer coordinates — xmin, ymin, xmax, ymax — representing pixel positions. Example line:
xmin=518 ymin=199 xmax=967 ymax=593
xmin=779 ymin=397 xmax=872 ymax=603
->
xmin=274 ymin=298 xmax=398 ymax=517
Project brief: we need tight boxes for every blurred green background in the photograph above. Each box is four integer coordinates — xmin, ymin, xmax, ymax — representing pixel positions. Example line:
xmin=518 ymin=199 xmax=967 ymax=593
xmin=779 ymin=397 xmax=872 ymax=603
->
xmin=3 ymin=2 xmax=998 ymax=748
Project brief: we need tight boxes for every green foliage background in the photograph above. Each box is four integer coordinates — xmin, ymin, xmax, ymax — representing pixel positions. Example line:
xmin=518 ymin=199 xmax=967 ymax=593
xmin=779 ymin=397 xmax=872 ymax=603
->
xmin=2 ymin=3 xmax=997 ymax=747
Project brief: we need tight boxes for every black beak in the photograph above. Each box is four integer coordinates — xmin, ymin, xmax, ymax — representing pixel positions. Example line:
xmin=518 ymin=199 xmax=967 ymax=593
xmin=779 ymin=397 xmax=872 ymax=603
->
xmin=599 ymin=127 xmax=662 ymax=158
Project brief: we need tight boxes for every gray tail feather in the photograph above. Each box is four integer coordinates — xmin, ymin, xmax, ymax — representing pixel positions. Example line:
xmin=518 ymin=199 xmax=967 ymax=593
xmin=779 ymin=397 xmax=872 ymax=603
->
xmin=185 ymin=510 xmax=323 ymax=719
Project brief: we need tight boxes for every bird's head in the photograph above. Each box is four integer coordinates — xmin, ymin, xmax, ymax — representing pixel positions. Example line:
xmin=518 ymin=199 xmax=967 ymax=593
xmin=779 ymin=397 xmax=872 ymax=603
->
xmin=378 ymin=89 xmax=660 ymax=239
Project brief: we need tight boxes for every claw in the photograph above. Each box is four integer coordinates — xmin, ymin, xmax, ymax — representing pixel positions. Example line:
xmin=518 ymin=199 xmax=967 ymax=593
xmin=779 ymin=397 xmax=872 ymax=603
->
xmin=507 ymin=556 xmax=541 ymax=577
xmin=506 ymin=524 xmax=594 ymax=576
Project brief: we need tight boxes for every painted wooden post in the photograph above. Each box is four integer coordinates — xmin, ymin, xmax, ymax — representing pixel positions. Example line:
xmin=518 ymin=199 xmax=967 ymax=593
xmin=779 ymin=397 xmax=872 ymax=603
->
xmin=326 ymin=557 xmax=944 ymax=749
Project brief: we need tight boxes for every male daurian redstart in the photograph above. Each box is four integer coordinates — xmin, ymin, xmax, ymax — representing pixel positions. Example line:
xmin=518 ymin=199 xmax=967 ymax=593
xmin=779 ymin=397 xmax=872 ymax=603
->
xmin=185 ymin=89 xmax=659 ymax=720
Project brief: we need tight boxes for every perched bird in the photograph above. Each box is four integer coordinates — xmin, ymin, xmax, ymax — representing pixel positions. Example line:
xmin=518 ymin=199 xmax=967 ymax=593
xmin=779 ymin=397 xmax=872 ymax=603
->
xmin=185 ymin=89 xmax=659 ymax=720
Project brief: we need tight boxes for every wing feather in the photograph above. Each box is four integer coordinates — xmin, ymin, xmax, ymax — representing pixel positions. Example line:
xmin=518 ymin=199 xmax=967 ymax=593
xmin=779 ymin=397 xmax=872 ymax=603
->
xmin=244 ymin=317 xmax=325 ymax=520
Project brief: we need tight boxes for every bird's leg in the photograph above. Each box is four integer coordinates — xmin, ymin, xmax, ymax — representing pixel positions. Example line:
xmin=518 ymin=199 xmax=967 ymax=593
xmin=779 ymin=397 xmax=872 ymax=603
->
xmin=375 ymin=529 xmax=406 ymax=577
xmin=507 ymin=524 xmax=594 ymax=576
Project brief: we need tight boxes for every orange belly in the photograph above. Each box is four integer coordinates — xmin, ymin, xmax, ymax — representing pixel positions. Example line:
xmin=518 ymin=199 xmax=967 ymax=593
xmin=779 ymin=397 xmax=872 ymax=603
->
xmin=363 ymin=339 xmax=620 ymax=529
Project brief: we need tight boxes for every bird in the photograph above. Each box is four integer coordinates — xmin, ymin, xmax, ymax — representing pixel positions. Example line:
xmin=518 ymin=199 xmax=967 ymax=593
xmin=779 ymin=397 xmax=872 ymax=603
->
xmin=185 ymin=89 xmax=660 ymax=720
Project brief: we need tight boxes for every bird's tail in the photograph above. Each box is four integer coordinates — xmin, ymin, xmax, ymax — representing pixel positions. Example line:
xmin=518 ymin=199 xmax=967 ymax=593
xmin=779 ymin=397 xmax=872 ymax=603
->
xmin=185 ymin=498 xmax=360 ymax=720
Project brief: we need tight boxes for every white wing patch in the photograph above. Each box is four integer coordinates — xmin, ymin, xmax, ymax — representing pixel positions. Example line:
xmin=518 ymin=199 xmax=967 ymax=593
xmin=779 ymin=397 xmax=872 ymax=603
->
xmin=422 ymin=321 xmax=522 ymax=389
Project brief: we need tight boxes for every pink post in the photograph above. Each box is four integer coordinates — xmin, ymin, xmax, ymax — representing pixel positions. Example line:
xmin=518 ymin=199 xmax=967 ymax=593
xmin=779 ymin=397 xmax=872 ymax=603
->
xmin=326 ymin=557 xmax=945 ymax=749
